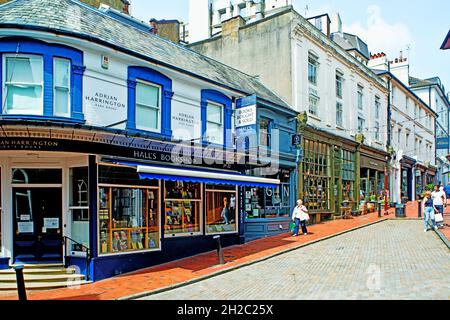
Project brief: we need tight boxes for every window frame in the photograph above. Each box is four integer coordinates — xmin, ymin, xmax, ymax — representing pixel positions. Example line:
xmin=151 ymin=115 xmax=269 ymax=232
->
xmin=163 ymin=181 xmax=203 ymax=238
xmin=53 ymin=57 xmax=71 ymax=118
xmin=0 ymin=38 xmax=84 ymax=122
xmin=308 ymin=52 xmax=319 ymax=85
xmin=336 ymin=101 xmax=343 ymax=127
xmin=201 ymin=89 xmax=232 ymax=148
xmin=2 ymin=53 xmax=44 ymax=116
xmin=205 ymin=100 xmax=225 ymax=145
xmin=97 ymin=183 xmax=162 ymax=256
xmin=205 ymin=185 xmax=239 ymax=235
xmin=336 ymin=71 xmax=344 ymax=99
xmin=135 ymin=79 xmax=162 ymax=133
xmin=357 ymin=116 xmax=365 ymax=133
xmin=357 ymin=84 xmax=364 ymax=110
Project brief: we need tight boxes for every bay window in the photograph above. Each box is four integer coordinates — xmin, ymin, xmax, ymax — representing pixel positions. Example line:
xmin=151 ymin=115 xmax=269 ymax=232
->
xmin=206 ymin=101 xmax=224 ymax=145
xmin=3 ymin=55 xmax=43 ymax=115
xmin=53 ymin=58 xmax=71 ymax=118
xmin=0 ymin=38 xmax=84 ymax=121
xmin=136 ymin=81 xmax=161 ymax=132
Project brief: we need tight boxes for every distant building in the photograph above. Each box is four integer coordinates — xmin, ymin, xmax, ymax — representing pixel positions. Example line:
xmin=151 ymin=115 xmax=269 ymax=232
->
xmin=369 ymin=53 xmax=438 ymax=202
xmin=189 ymin=6 xmax=390 ymax=221
xmin=188 ymin=0 xmax=293 ymax=43
xmin=409 ymin=76 xmax=450 ymax=186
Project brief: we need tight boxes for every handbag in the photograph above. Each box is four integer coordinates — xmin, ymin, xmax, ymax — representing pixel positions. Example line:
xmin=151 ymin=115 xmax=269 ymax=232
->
xmin=289 ymin=221 xmax=295 ymax=232
xmin=435 ymin=213 xmax=444 ymax=223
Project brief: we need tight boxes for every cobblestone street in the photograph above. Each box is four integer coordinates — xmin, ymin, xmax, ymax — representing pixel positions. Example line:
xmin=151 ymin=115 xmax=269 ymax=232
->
xmin=141 ymin=220 xmax=450 ymax=300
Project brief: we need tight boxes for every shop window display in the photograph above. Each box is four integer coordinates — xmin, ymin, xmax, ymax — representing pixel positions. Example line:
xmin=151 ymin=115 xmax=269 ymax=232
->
xmin=302 ymin=139 xmax=331 ymax=212
xmin=206 ymin=184 xmax=237 ymax=234
xmin=98 ymin=164 xmax=160 ymax=254
xmin=164 ymin=181 xmax=201 ymax=236
xmin=244 ymin=170 xmax=291 ymax=218
xmin=341 ymin=151 xmax=355 ymax=202
xmin=99 ymin=187 xmax=159 ymax=254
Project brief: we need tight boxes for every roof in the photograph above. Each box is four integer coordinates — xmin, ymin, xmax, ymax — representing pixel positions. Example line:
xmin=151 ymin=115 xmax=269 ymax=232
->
xmin=330 ymin=32 xmax=370 ymax=60
xmin=0 ymin=0 xmax=292 ymax=110
xmin=441 ymin=30 xmax=450 ymax=50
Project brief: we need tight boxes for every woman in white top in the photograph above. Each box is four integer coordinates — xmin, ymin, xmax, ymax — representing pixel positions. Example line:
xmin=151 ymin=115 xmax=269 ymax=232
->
xmin=292 ymin=200 xmax=310 ymax=236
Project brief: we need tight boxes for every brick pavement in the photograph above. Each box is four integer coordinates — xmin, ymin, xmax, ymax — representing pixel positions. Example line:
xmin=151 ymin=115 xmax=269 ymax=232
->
xmin=1 ymin=201 xmax=447 ymax=301
xmin=142 ymin=220 xmax=450 ymax=300
xmin=0 ymin=211 xmax=390 ymax=300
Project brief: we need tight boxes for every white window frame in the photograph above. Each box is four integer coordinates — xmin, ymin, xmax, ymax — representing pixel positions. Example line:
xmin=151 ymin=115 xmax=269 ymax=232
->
xmin=135 ymin=79 xmax=162 ymax=133
xmin=336 ymin=101 xmax=343 ymax=127
xmin=308 ymin=53 xmax=319 ymax=85
xmin=206 ymin=101 xmax=224 ymax=145
xmin=375 ymin=96 xmax=380 ymax=119
xmin=53 ymin=57 xmax=71 ymax=118
xmin=309 ymin=94 xmax=319 ymax=116
xmin=375 ymin=121 xmax=380 ymax=141
xmin=2 ymin=54 xmax=44 ymax=116
xmin=357 ymin=84 xmax=364 ymax=110
xmin=357 ymin=117 xmax=365 ymax=133
xmin=336 ymin=71 xmax=344 ymax=98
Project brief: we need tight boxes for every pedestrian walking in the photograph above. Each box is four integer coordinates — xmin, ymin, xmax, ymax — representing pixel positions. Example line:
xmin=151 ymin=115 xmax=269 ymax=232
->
xmin=422 ymin=191 xmax=438 ymax=232
xmin=431 ymin=185 xmax=445 ymax=224
xmin=292 ymin=200 xmax=310 ymax=236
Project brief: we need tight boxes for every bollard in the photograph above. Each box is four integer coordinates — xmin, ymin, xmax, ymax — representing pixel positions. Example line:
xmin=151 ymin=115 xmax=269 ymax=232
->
xmin=13 ymin=265 xmax=27 ymax=301
xmin=418 ymin=200 xmax=422 ymax=218
xmin=378 ymin=202 xmax=382 ymax=218
xmin=213 ymin=235 xmax=225 ymax=265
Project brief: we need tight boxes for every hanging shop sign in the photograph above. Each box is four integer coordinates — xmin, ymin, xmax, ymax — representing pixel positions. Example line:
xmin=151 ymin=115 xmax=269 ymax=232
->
xmin=436 ymin=137 xmax=449 ymax=150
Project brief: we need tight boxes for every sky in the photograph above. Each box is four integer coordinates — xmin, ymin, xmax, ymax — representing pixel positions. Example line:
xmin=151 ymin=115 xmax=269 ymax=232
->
xmin=129 ymin=0 xmax=450 ymax=92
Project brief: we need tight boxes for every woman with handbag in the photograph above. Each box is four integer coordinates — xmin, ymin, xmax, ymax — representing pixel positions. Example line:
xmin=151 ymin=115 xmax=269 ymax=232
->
xmin=292 ymin=200 xmax=310 ymax=236
xmin=422 ymin=191 xmax=438 ymax=232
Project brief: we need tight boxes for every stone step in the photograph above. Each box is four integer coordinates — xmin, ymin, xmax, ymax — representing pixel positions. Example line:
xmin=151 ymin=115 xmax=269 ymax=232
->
xmin=0 ymin=273 xmax=85 ymax=283
xmin=0 ymin=267 xmax=76 ymax=275
xmin=10 ymin=263 xmax=64 ymax=269
xmin=0 ymin=280 xmax=91 ymax=291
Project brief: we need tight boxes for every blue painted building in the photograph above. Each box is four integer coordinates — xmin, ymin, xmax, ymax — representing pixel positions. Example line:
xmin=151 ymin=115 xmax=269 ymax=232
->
xmin=0 ymin=0 xmax=296 ymax=280
xmin=235 ymin=95 xmax=298 ymax=241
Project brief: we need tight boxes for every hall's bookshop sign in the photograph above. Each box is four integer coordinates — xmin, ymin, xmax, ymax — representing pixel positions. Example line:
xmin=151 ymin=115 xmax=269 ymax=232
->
xmin=0 ymin=137 xmax=251 ymax=170
xmin=235 ymin=95 xmax=258 ymax=151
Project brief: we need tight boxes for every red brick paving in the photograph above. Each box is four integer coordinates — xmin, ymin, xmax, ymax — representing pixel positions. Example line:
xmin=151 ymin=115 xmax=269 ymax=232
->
xmin=1 ymin=203 xmax=442 ymax=301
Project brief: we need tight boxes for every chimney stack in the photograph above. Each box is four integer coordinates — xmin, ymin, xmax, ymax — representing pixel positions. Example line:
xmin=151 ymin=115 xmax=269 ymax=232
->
xmin=149 ymin=19 xmax=181 ymax=43
xmin=368 ymin=52 xmax=389 ymax=71
xmin=331 ymin=12 xmax=342 ymax=34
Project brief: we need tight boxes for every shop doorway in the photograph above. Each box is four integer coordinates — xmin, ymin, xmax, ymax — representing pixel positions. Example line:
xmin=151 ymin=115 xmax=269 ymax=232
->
xmin=13 ymin=188 xmax=63 ymax=263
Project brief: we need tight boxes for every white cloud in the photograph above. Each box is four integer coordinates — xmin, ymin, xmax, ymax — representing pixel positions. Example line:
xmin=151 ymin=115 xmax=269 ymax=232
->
xmin=344 ymin=5 xmax=414 ymax=58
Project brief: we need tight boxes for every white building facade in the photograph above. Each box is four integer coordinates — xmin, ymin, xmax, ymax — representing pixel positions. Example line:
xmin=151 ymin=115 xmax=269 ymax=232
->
xmin=369 ymin=53 xmax=438 ymax=203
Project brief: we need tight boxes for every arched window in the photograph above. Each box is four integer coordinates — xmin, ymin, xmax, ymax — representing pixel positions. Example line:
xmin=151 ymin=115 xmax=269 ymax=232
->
xmin=127 ymin=66 xmax=173 ymax=138
xmin=201 ymin=89 xmax=232 ymax=148
xmin=0 ymin=37 xmax=84 ymax=122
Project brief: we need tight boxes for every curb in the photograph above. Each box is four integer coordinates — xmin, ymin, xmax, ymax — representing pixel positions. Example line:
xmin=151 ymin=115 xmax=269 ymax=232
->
xmin=435 ymin=229 xmax=450 ymax=249
xmin=119 ymin=217 xmax=389 ymax=300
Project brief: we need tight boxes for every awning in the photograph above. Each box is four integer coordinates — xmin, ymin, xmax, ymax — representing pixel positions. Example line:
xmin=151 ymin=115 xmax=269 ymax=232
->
xmin=113 ymin=161 xmax=280 ymax=187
